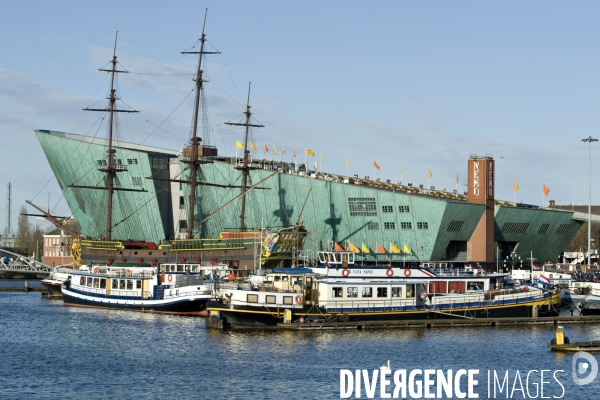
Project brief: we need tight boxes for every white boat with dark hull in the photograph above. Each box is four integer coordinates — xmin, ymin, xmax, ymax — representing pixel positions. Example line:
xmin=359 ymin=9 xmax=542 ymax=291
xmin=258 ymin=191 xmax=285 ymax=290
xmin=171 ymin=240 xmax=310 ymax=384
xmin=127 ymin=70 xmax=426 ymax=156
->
xmin=41 ymin=267 xmax=74 ymax=297
xmin=62 ymin=262 xmax=217 ymax=315
xmin=562 ymin=272 xmax=600 ymax=315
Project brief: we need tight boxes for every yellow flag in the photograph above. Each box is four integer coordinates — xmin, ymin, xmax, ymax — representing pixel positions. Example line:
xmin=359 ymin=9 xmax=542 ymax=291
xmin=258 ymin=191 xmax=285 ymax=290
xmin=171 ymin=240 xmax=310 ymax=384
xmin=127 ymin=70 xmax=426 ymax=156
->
xmin=236 ymin=139 xmax=244 ymax=150
xmin=306 ymin=148 xmax=315 ymax=157
xmin=428 ymin=169 xmax=432 ymax=179
xmin=282 ymin=147 xmax=287 ymax=155
xmin=403 ymin=244 xmax=411 ymax=255
xmin=361 ymin=243 xmax=370 ymax=254
xmin=273 ymin=144 xmax=278 ymax=155
xmin=390 ymin=243 xmax=401 ymax=254
xmin=251 ymin=142 xmax=257 ymax=152
xmin=348 ymin=242 xmax=360 ymax=253
xmin=514 ymin=180 xmax=519 ymax=192
xmin=347 ymin=155 xmax=351 ymax=166
xmin=400 ymin=163 xmax=403 ymax=175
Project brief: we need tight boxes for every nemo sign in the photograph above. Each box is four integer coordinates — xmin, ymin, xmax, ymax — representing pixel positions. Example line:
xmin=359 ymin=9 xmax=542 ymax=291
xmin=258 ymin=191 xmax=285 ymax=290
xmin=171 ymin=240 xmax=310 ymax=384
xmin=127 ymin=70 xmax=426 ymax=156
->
xmin=468 ymin=158 xmax=494 ymax=201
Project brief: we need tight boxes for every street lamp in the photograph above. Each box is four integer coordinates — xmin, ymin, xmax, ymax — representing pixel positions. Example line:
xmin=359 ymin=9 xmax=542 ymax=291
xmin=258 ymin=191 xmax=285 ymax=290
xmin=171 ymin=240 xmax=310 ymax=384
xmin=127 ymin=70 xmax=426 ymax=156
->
xmin=582 ymin=136 xmax=597 ymax=269
xmin=504 ymin=251 xmax=522 ymax=274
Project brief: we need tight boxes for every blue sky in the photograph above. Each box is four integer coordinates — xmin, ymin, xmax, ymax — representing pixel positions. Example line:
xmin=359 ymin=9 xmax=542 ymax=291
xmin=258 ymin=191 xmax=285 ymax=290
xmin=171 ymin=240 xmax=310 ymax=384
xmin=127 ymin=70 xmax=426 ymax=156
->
xmin=1 ymin=1 xmax=600 ymax=234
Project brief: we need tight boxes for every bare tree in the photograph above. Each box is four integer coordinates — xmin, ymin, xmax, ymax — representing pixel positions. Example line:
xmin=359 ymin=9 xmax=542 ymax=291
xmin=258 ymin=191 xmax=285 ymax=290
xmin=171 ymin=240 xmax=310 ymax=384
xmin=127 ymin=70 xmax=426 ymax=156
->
xmin=15 ymin=205 xmax=33 ymax=255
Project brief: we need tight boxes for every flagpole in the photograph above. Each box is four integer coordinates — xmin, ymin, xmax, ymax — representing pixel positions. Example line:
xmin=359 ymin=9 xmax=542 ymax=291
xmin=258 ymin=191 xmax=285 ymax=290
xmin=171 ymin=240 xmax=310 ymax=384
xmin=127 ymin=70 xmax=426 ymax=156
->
xmin=514 ymin=179 xmax=516 ymax=205
xmin=427 ymin=166 xmax=430 ymax=189
xmin=400 ymin=162 xmax=403 ymax=184
xmin=346 ymin=154 xmax=349 ymax=179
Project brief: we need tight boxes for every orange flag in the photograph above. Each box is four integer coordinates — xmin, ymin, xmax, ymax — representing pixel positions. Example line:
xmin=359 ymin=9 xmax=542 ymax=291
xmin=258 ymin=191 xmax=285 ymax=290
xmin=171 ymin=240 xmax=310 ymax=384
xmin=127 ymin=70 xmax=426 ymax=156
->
xmin=292 ymin=148 xmax=296 ymax=158
xmin=374 ymin=160 xmax=380 ymax=170
xmin=376 ymin=243 xmax=386 ymax=253
xmin=334 ymin=242 xmax=344 ymax=252
xmin=264 ymin=143 xmax=269 ymax=153
xmin=456 ymin=173 xmax=459 ymax=184
xmin=543 ymin=184 xmax=550 ymax=196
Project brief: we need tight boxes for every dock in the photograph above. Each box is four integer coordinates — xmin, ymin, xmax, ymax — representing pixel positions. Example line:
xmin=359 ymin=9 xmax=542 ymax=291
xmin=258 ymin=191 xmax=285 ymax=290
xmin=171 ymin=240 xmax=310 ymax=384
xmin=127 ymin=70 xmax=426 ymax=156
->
xmin=207 ymin=315 xmax=600 ymax=331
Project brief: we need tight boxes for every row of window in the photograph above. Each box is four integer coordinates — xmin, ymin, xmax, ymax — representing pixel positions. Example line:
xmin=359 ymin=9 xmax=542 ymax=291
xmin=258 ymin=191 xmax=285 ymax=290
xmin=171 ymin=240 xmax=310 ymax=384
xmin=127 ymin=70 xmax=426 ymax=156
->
xmin=247 ymin=294 xmax=294 ymax=305
xmin=367 ymin=221 xmax=429 ymax=230
xmin=96 ymin=159 xmax=138 ymax=167
xmin=383 ymin=205 xmax=411 ymax=213
xmin=78 ymin=276 xmax=143 ymax=290
xmin=331 ymin=285 xmax=414 ymax=298
xmin=500 ymin=222 xmax=573 ymax=235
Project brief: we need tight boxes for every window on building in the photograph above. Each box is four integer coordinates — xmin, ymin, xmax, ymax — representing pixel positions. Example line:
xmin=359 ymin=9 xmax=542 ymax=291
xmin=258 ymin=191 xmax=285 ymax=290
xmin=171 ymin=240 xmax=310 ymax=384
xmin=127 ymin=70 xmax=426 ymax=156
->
xmin=447 ymin=221 xmax=464 ymax=232
xmin=362 ymin=287 xmax=373 ymax=297
xmin=384 ymin=222 xmax=396 ymax=229
xmin=348 ymin=198 xmax=377 ymax=216
xmin=398 ymin=206 xmax=410 ymax=213
xmin=132 ymin=177 xmax=143 ymax=186
xmin=377 ymin=287 xmax=388 ymax=298
xmin=401 ymin=222 xmax=412 ymax=229
xmin=538 ymin=223 xmax=550 ymax=234
xmin=179 ymin=220 xmax=187 ymax=232
xmin=382 ymin=205 xmax=393 ymax=213
xmin=180 ymin=196 xmax=185 ymax=209
xmin=368 ymin=222 xmax=379 ymax=230
xmin=557 ymin=224 xmax=571 ymax=234
xmin=501 ymin=223 xmax=530 ymax=234
xmin=127 ymin=158 xmax=139 ymax=165
xmin=417 ymin=222 xmax=428 ymax=229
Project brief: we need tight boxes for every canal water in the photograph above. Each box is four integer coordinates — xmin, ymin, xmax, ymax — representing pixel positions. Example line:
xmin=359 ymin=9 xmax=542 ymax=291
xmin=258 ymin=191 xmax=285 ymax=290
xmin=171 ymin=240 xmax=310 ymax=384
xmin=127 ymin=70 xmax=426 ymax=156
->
xmin=1 ymin=285 xmax=599 ymax=399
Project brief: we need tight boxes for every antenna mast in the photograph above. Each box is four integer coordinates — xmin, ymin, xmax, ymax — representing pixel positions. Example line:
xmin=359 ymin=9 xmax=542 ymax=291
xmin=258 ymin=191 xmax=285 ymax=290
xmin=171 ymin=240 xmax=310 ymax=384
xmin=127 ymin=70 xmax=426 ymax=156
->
xmin=69 ymin=31 xmax=144 ymax=241
xmin=5 ymin=182 xmax=11 ymax=238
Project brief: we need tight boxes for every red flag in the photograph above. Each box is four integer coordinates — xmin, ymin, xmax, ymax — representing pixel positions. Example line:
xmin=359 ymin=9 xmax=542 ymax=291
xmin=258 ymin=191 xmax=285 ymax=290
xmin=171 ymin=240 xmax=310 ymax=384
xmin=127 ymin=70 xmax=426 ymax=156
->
xmin=543 ymin=184 xmax=550 ymax=196
xmin=334 ymin=242 xmax=344 ymax=252
xmin=374 ymin=160 xmax=380 ymax=170
xmin=376 ymin=243 xmax=386 ymax=253
xmin=264 ymin=143 xmax=269 ymax=153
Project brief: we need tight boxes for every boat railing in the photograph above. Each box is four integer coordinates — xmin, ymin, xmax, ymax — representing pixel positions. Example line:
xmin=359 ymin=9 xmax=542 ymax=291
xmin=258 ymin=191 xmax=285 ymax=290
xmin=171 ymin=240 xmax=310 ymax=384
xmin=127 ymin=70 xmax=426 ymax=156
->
xmin=162 ymin=288 xmax=211 ymax=299
xmin=422 ymin=267 xmax=478 ymax=277
xmin=324 ymin=298 xmax=418 ymax=313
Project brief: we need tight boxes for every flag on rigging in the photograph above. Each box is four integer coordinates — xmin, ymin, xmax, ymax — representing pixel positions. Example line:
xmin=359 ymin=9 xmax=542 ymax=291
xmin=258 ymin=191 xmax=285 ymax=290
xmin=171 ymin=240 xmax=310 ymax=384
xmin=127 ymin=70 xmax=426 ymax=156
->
xmin=236 ymin=139 xmax=244 ymax=150
xmin=251 ymin=142 xmax=257 ymax=152
xmin=348 ymin=242 xmax=360 ymax=253
xmin=376 ymin=243 xmax=386 ymax=253
xmin=306 ymin=148 xmax=315 ymax=157
xmin=543 ymin=184 xmax=550 ymax=196
xmin=403 ymin=244 xmax=412 ymax=255
xmin=273 ymin=144 xmax=278 ymax=155
xmin=361 ymin=243 xmax=370 ymax=254
xmin=334 ymin=242 xmax=344 ymax=252
xmin=264 ymin=143 xmax=269 ymax=153
xmin=282 ymin=147 xmax=287 ymax=155
xmin=374 ymin=160 xmax=380 ymax=170
xmin=390 ymin=243 xmax=401 ymax=254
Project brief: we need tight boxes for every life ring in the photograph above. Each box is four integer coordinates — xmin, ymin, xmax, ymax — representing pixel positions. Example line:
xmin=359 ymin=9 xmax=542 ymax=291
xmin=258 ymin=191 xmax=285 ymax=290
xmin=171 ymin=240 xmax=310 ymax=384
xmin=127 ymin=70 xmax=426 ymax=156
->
xmin=125 ymin=269 xmax=132 ymax=278
xmin=167 ymin=274 xmax=173 ymax=283
xmin=419 ymin=292 xmax=428 ymax=300
xmin=342 ymin=269 xmax=350 ymax=277
xmin=386 ymin=268 xmax=393 ymax=277
xmin=93 ymin=267 xmax=100 ymax=274
xmin=326 ymin=262 xmax=331 ymax=268
xmin=295 ymin=295 xmax=304 ymax=304
xmin=523 ymin=286 xmax=529 ymax=292
xmin=404 ymin=269 xmax=411 ymax=277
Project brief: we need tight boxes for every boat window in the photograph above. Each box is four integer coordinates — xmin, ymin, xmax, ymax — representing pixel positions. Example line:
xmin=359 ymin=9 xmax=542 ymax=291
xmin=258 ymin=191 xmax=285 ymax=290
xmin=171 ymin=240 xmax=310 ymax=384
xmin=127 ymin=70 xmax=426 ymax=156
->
xmin=136 ymin=280 xmax=142 ymax=289
xmin=192 ymin=265 xmax=198 ymax=272
xmin=100 ymin=279 xmax=106 ymax=289
xmin=429 ymin=281 xmax=447 ymax=294
xmin=377 ymin=287 xmax=388 ymax=298
xmin=283 ymin=296 xmax=293 ymax=305
xmin=177 ymin=265 xmax=184 ymax=272
xmin=362 ymin=287 xmax=373 ymax=298
xmin=80 ymin=277 xmax=85 ymax=285
xmin=274 ymin=276 xmax=282 ymax=282
xmin=318 ymin=253 xmax=326 ymax=262
xmin=266 ymin=295 xmax=276 ymax=304
xmin=332 ymin=287 xmax=343 ymax=298
xmin=406 ymin=284 xmax=415 ymax=298
xmin=87 ymin=278 xmax=93 ymax=287
xmin=347 ymin=287 xmax=358 ymax=298
xmin=448 ymin=281 xmax=466 ymax=294
xmin=119 ymin=280 xmax=126 ymax=290
xmin=349 ymin=253 xmax=355 ymax=263
xmin=467 ymin=282 xmax=484 ymax=292
xmin=334 ymin=253 xmax=340 ymax=263
xmin=127 ymin=280 xmax=133 ymax=290
xmin=247 ymin=294 xmax=258 ymax=303
xmin=328 ymin=253 xmax=335 ymax=263
xmin=282 ymin=276 xmax=289 ymax=281
xmin=392 ymin=287 xmax=402 ymax=298
xmin=93 ymin=278 xmax=100 ymax=288
xmin=112 ymin=279 xmax=118 ymax=289
xmin=292 ymin=276 xmax=303 ymax=286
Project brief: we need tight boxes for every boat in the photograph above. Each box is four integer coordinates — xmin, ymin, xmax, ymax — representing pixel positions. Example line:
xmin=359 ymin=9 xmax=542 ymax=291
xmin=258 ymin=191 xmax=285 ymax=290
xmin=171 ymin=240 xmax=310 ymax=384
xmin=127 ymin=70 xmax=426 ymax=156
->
xmin=41 ymin=267 xmax=75 ymax=297
xmin=61 ymin=261 xmax=217 ymax=315
xmin=206 ymin=253 xmax=561 ymax=329
xmin=562 ymin=271 xmax=600 ymax=315
xmin=31 ymin=10 xmax=307 ymax=275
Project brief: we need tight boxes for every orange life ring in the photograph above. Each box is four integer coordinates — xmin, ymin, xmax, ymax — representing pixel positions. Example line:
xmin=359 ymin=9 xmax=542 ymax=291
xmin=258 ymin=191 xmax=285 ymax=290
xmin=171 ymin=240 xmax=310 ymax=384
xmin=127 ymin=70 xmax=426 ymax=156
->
xmin=419 ymin=292 xmax=428 ymax=300
xmin=386 ymin=268 xmax=393 ymax=277
xmin=93 ymin=267 xmax=100 ymax=274
xmin=523 ymin=286 xmax=529 ymax=292
xmin=404 ymin=268 xmax=411 ymax=277
xmin=342 ymin=269 xmax=350 ymax=277
xmin=167 ymin=274 xmax=173 ymax=283
xmin=295 ymin=295 xmax=304 ymax=304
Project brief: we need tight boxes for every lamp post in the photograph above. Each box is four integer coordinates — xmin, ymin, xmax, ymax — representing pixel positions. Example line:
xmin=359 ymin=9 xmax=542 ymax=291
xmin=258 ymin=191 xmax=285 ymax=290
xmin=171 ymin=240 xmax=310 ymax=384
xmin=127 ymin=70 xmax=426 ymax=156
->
xmin=582 ymin=136 xmax=597 ymax=269
xmin=504 ymin=251 xmax=522 ymax=275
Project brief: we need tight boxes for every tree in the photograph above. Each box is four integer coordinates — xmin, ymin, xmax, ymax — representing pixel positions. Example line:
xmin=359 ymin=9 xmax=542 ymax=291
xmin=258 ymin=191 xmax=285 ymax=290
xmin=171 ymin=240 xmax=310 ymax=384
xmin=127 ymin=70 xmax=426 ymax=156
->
xmin=15 ymin=205 xmax=32 ymax=255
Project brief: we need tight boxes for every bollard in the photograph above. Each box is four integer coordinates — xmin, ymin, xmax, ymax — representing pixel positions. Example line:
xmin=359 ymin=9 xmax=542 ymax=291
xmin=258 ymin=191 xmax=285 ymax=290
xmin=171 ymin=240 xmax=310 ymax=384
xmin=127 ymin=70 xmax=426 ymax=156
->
xmin=555 ymin=326 xmax=565 ymax=345
xmin=24 ymin=281 xmax=29 ymax=292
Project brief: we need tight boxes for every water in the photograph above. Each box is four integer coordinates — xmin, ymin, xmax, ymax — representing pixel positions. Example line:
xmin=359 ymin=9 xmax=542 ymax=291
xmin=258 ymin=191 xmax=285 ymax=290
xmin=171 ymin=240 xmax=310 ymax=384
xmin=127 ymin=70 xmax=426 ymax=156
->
xmin=1 ymin=288 xmax=599 ymax=399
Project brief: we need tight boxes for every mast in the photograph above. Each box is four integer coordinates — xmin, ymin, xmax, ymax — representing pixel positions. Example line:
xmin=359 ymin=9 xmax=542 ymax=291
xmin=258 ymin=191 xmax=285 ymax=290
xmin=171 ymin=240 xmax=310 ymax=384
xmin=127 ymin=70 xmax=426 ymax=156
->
xmin=225 ymin=82 xmax=264 ymax=232
xmin=180 ymin=8 xmax=220 ymax=239
xmin=69 ymin=31 xmax=144 ymax=241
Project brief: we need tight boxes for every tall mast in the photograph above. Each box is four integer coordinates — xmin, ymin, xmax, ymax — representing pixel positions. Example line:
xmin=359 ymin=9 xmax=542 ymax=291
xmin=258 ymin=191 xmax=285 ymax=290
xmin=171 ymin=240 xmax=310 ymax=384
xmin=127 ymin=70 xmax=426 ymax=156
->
xmin=180 ymin=8 xmax=220 ymax=239
xmin=69 ymin=31 xmax=144 ymax=241
xmin=225 ymin=82 xmax=264 ymax=232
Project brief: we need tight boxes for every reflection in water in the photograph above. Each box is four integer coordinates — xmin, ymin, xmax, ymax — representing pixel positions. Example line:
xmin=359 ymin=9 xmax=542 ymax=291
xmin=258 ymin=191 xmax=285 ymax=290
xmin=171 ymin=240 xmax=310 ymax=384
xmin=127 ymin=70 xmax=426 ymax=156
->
xmin=1 ymin=292 xmax=599 ymax=399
